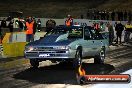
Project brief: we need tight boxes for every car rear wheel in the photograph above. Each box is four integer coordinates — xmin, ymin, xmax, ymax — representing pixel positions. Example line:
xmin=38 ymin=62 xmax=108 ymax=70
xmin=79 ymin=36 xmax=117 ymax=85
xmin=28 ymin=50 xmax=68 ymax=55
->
xmin=94 ymin=47 xmax=105 ymax=64
xmin=73 ymin=50 xmax=82 ymax=68
xmin=30 ymin=59 xmax=39 ymax=68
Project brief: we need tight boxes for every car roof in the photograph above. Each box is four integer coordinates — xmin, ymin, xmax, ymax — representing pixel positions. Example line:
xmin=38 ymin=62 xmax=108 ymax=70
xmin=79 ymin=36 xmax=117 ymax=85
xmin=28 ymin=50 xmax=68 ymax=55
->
xmin=56 ymin=25 xmax=92 ymax=29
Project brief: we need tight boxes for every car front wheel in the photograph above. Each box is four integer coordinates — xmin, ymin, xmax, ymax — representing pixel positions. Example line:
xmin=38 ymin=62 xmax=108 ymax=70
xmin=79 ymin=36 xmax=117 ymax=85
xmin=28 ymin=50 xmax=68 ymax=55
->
xmin=73 ymin=50 xmax=82 ymax=68
xmin=94 ymin=47 xmax=105 ymax=64
xmin=30 ymin=59 xmax=39 ymax=68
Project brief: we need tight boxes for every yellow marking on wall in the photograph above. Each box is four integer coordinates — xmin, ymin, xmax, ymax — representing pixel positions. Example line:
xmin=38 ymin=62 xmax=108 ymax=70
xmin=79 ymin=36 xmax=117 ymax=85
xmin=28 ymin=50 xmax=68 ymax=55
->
xmin=2 ymin=33 xmax=11 ymax=43
xmin=2 ymin=42 xmax=27 ymax=57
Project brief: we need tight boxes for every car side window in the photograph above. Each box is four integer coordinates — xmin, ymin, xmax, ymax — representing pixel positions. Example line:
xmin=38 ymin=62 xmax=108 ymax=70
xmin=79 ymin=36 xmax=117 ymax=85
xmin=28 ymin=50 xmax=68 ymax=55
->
xmin=84 ymin=27 xmax=104 ymax=40
xmin=90 ymin=29 xmax=104 ymax=40
xmin=84 ymin=28 xmax=93 ymax=40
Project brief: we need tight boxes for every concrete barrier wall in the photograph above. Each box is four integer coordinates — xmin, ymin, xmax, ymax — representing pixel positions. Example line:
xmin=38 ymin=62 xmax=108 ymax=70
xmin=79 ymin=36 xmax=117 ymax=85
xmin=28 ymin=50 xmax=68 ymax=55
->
xmin=35 ymin=18 xmax=127 ymax=27
xmin=1 ymin=32 xmax=46 ymax=58
xmin=2 ymin=42 xmax=27 ymax=57
xmin=2 ymin=32 xmax=46 ymax=43
xmin=11 ymin=32 xmax=26 ymax=42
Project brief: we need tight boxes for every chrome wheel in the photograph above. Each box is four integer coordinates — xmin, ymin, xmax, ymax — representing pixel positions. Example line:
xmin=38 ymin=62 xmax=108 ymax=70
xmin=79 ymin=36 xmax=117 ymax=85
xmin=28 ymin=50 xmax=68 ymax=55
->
xmin=100 ymin=49 xmax=105 ymax=62
xmin=73 ymin=50 xmax=82 ymax=68
xmin=94 ymin=47 xmax=105 ymax=64
xmin=30 ymin=59 xmax=39 ymax=68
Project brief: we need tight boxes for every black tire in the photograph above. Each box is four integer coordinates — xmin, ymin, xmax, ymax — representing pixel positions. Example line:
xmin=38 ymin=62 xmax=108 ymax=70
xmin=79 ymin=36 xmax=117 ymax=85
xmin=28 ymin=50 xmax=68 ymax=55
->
xmin=30 ymin=59 xmax=39 ymax=68
xmin=94 ymin=47 xmax=105 ymax=64
xmin=73 ymin=50 xmax=82 ymax=68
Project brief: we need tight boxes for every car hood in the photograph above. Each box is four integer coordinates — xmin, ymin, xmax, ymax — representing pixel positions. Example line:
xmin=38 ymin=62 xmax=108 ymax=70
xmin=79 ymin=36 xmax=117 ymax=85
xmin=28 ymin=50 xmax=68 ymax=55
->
xmin=26 ymin=34 xmax=77 ymax=46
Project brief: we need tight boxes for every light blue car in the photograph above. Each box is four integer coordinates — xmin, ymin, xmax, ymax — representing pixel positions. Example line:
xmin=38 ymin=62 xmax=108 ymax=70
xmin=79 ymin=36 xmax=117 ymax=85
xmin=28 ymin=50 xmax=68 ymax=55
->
xmin=24 ymin=25 xmax=109 ymax=68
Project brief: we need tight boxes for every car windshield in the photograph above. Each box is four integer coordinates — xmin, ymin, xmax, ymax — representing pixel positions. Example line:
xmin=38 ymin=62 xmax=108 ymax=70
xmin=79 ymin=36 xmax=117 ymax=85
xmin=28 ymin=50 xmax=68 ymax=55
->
xmin=68 ymin=26 xmax=83 ymax=38
xmin=45 ymin=26 xmax=83 ymax=38
xmin=45 ymin=26 xmax=68 ymax=36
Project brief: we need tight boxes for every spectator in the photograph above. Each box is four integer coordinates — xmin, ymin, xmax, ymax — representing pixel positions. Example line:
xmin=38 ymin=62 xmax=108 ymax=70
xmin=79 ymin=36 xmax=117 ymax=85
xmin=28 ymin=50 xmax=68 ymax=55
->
xmin=106 ymin=11 xmax=109 ymax=20
xmin=100 ymin=11 xmax=104 ymax=20
xmin=15 ymin=20 xmax=19 ymax=29
xmin=80 ymin=14 xmax=84 ymax=19
xmin=113 ymin=22 xmax=117 ymax=42
xmin=111 ymin=11 xmax=115 ymax=21
xmin=115 ymin=21 xmax=124 ymax=44
xmin=46 ymin=19 xmax=56 ymax=33
xmin=37 ymin=19 xmax=41 ymax=32
xmin=100 ymin=22 xmax=105 ymax=32
xmin=107 ymin=22 xmax=114 ymax=45
xmin=6 ymin=16 xmax=12 ymax=21
xmin=94 ymin=22 xmax=100 ymax=31
xmin=123 ymin=11 xmax=128 ymax=21
xmin=25 ymin=17 xmax=34 ymax=42
xmin=102 ymin=11 xmax=106 ymax=20
xmin=128 ymin=11 xmax=132 ymax=21
xmin=86 ymin=11 xmax=90 ymax=19
xmin=33 ymin=18 xmax=37 ymax=35
xmin=117 ymin=11 xmax=121 ymax=21
xmin=65 ymin=14 xmax=73 ymax=26
xmin=96 ymin=10 xmax=100 ymax=20
xmin=120 ymin=11 xmax=123 ymax=21
xmin=8 ymin=20 xmax=14 ymax=42
xmin=124 ymin=21 xmax=132 ymax=43
xmin=8 ymin=20 xmax=14 ymax=32
xmin=18 ymin=19 xmax=24 ymax=31
xmin=1 ymin=18 xmax=6 ymax=28
xmin=92 ymin=10 xmax=95 ymax=20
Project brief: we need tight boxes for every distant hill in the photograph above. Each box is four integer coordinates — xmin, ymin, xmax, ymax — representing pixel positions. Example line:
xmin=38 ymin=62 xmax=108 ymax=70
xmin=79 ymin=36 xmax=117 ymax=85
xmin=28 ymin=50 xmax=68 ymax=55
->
xmin=0 ymin=0 xmax=131 ymax=18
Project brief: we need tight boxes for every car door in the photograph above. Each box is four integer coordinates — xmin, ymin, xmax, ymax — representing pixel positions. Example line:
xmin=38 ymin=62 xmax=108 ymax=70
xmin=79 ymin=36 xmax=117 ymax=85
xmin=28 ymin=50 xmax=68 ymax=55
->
xmin=82 ymin=27 xmax=103 ymax=57
xmin=90 ymin=28 xmax=104 ymax=55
